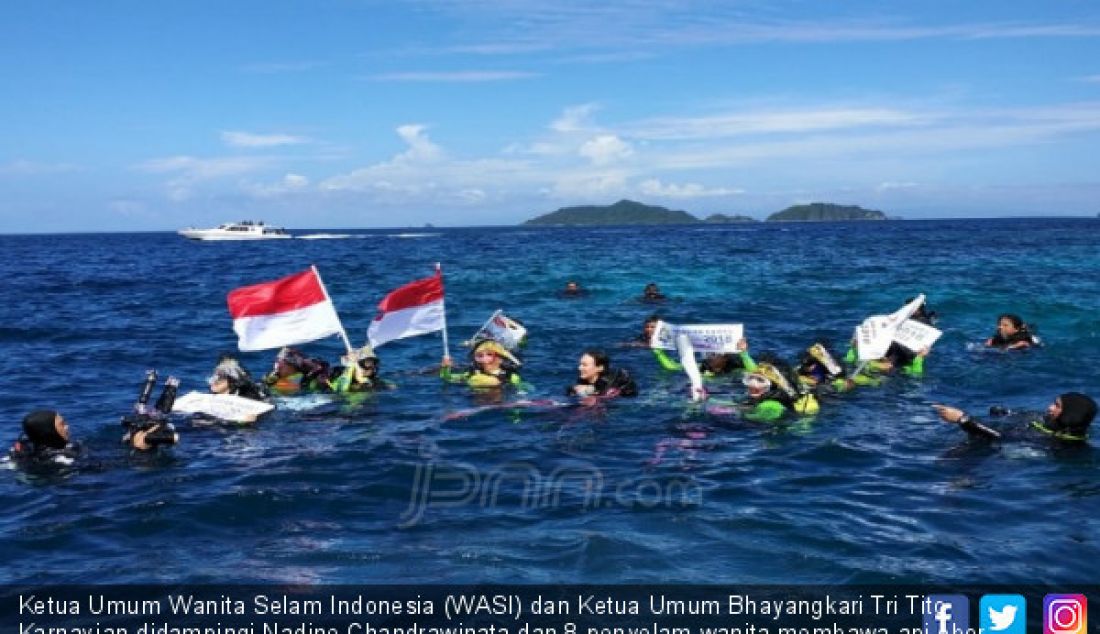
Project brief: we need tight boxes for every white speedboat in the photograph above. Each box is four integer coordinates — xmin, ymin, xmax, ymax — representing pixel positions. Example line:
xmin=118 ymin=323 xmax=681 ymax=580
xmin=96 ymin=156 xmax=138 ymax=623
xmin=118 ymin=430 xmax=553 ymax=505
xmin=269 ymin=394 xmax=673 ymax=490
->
xmin=178 ymin=220 xmax=292 ymax=240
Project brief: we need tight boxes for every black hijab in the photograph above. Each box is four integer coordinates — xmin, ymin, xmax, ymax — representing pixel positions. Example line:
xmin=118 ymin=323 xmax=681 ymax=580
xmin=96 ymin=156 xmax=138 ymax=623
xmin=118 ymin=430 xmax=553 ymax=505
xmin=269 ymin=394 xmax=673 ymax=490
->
xmin=1053 ymin=392 xmax=1097 ymax=436
xmin=21 ymin=410 xmax=67 ymax=450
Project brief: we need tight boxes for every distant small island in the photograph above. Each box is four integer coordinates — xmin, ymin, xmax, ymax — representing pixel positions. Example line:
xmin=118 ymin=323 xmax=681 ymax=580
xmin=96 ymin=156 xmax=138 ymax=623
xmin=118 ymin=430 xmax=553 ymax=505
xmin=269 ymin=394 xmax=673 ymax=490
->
xmin=766 ymin=202 xmax=886 ymax=222
xmin=522 ymin=199 xmax=889 ymax=226
xmin=703 ymin=213 xmax=757 ymax=224
xmin=524 ymin=200 xmax=698 ymax=225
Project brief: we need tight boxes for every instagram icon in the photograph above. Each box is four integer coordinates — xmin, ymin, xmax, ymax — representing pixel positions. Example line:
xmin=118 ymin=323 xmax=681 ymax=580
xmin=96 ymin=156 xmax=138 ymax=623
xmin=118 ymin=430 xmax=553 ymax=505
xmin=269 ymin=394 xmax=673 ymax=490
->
xmin=1044 ymin=595 xmax=1087 ymax=634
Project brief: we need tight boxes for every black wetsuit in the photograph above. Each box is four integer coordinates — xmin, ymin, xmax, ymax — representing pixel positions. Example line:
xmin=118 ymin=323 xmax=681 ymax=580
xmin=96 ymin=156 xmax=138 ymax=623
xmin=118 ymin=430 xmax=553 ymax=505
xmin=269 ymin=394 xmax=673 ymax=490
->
xmin=956 ymin=393 xmax=1096 ymax=442
xmin=568 ymin=368 xmax=638 ymax=397
xmin=988 ymin=329 xmax=1038 ymax=348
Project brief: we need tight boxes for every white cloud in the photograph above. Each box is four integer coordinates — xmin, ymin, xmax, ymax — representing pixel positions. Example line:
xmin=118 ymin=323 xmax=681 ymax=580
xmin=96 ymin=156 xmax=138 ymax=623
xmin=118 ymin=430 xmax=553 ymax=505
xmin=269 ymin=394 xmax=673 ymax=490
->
xmin=457 ymin=188 xmax=487 ymax=203
xmin=320 ymin=125 xmax=532 ymax=201
xmin=395 ymin=124 xmax=444 ymax=162
xmin=630 ymin=108 xmax=929 ymax=141
xmin=137 ymin=155 xmax=272 ymax=179
xmin=243 ymin=173 xmax=311 ymax=198
xmin=281 ymin=99 xmax=1100 ymax=215
xmin=221 ymin=131 xmax=310 ymax=148
xmin=1079 ymin=74 xmax=1100 ymax=84
xmin=579 ymin=134 xmax=633 ymax=165
xmin=639 ymin=179 xmax=743 ymax=198
xmin=551 ymin=104 xmax=600 ymax=132
xmin=877 ymin=181 xmax=919 ymax=191
xmin=397 ymin=3 xmax=1100 ymax=57
xmin=369 ymin=70 xmax=539 ymax=82
xmin=108 ymin=199 xmax=148 ymax=216
xmin=137 ymin=155 xmax=275 ymax=202
xmin=0 ymin=159 xmax=80 ymax=176
xmin=548 ymin=169 xmax=630 ymax=199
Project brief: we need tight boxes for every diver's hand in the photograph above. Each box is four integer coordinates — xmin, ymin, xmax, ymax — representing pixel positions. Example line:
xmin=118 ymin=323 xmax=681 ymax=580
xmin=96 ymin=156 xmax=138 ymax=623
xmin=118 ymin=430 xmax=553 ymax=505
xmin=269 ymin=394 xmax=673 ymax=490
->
xmin=572 ymin=384 xmax=595 ymax=397
xmin=737 ymin=338 xmax=748 ymax=352
xmin=916 ymin=346 xmax=930 ymax=357
xmin=130 ymin=429 xmax=151 ymax=451
xmin=932 ymin=403 xmax=966 ymax=424
xmin=441 ymin=356 xmax=453 ymax=368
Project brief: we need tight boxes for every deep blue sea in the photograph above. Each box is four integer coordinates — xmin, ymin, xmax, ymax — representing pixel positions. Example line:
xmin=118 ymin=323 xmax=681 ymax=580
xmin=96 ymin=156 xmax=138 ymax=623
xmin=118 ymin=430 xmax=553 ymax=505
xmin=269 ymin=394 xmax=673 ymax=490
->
xmin=1 ymin=218 xmax=1099 ymax=585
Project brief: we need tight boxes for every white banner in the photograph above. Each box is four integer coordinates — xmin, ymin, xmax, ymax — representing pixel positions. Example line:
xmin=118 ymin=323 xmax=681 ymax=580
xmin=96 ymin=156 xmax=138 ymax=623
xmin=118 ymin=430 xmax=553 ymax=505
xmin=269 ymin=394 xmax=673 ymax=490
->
xmin=172 ymin=391 xmax=275 ymax=422
xmin=854 ymin=294 xmax=925 ymax=361
xmin=650 ymin=321 xmax=743 ymax=353
xmin=470 ymin=309 xmax=527 ymax=350
xmin=892 ymin=318 xmax=942 ymax=352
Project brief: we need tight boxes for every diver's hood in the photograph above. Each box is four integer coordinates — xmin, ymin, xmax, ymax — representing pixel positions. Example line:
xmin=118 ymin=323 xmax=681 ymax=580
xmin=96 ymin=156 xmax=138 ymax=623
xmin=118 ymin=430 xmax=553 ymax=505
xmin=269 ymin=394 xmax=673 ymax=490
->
xmin=1058 ymin=392 xmax=1097 ymax=434
xmin=22 ymin=409 xmax=67 ymax=449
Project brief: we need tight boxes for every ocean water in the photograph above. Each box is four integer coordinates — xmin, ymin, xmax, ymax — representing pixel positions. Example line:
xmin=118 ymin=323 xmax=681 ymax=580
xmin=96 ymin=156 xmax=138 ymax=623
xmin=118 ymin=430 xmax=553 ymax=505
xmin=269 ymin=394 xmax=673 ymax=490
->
xmin=1 ymin=218 xmax=1098 ymax=584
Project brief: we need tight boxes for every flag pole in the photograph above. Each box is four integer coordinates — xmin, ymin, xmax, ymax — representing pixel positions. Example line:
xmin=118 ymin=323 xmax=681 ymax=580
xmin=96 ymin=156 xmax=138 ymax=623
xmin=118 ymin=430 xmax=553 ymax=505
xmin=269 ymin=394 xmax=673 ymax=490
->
xmin=436 ymin=262 xmax=451 ymax=360
xmin=312 ymin=264 xmax=354 ymax=355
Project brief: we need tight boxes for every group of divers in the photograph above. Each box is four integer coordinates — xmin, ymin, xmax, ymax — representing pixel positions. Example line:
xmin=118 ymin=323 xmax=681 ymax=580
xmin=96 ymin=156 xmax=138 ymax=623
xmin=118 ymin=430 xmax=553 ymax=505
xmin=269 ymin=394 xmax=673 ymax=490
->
xmin=8 ymin=281 xmax=1097 ymax=470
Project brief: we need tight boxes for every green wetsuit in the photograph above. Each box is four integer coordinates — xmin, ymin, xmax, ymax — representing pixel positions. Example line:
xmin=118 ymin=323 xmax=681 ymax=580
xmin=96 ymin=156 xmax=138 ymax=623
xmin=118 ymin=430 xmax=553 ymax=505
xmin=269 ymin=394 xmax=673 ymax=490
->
xmin=653 ymin=348 xmax=755 ymax=377
xmin=327 ymin=365 xmax=396 ymax=393
xmin=440 ymin=365 xmax=525 ymax=389
xmin=844 ymin=347 xmax=924 ymax=376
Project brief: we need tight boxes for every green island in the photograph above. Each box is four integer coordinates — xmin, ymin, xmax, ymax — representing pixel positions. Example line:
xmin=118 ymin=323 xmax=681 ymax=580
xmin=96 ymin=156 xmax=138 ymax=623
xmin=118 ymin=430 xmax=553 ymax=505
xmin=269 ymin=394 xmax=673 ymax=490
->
xmin=523 ymin=200 xmax=699 ymax=225
xmin=766 ymin=202 xmax=887 ymax=222
xmin=522 ymin=199 xmax=888 ymax=225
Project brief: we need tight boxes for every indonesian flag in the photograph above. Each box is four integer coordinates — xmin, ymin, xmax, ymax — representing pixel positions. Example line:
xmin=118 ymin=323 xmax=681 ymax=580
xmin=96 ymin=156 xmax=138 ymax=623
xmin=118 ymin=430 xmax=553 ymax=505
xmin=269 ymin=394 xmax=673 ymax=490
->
xmin=368 ymin=269 xmax=446 ymax=348
xmin=227 ymin=267 xmax=344 ymax=351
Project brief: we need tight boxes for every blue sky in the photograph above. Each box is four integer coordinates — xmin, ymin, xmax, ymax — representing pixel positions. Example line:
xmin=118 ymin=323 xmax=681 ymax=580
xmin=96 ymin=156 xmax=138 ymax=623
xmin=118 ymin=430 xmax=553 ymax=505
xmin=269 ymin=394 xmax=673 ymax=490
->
xmin=3 ymin=1 xmax=1100 ymax=231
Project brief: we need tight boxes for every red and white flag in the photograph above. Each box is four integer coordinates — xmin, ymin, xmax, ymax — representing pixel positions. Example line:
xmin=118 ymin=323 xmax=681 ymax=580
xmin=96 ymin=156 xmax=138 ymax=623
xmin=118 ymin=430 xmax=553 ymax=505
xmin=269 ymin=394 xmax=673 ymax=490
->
xmin=227 ymin=267 xmax=344 ymax=351
xmin=368 ymin=269 xmax=446 ymax=348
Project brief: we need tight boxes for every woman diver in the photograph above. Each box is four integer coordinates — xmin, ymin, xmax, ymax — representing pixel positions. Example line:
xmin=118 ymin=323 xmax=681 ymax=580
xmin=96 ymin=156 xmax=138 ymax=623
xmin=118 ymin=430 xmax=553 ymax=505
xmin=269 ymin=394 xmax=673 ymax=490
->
xmin=985 ymin=313 xmax=1040 ymax=350
xmin=8 ymin=410 xmax=80 ymax=466
xmin=934 ymin=392 xmax=1096 ymax=442
xmin=329 ymin=345 xmax=394 ymax=392
xmin=568 ymin=349 xmax=638 ymax=399
xmin=209 ymin=356 xmax=270 ymax=401
xmin=441 ymin=339 xmax=524 ymax=389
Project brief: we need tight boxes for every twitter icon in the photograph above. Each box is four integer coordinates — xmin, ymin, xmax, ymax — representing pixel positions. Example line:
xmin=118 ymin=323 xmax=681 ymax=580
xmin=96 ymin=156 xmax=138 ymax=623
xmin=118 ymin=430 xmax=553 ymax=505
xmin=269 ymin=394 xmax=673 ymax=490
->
xmin=981 ymin=595 xmax=1026 ymax=634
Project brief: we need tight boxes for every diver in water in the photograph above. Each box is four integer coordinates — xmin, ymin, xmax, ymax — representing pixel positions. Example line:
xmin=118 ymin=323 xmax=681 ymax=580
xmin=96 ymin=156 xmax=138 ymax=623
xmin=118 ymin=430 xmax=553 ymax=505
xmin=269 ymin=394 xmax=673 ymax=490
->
xmin=568 ymin=349 xmax=638 ymax=398
xmin=934 ymin=392 xmax=1096 ymax=443
xmin=796 ymin=341 xmax=879 ymax=393
xmin=652 ymin=336 xmax=753 ymax=378
xmin=626 ymin=314 xmax=662 ymax=348
xmin=264 ymin=347 xmax=333 ymax=394
xmin=209 ymin=355 xmax=269 ymax=401
xmin=441 ymin=340 xmax=524 ymax=389
xmin=329 ymin=345 xmax=395 ymax=392
xmin=640 ymin=282 xmax=667 ymax=303
xmin=560 ymin=280 xmax=587 ymax=298
xmin=736 ymin=359 xmax=819 ymax=421
xmin=8 ymin=410 xmax=80 ymax=466
xmin=985 ymin=313 xmax=1040 ymax=350
xmin=845 ymin=298 xmax=935 ymax=376
xmin=120 ymin=369 xmax=180 ymax=451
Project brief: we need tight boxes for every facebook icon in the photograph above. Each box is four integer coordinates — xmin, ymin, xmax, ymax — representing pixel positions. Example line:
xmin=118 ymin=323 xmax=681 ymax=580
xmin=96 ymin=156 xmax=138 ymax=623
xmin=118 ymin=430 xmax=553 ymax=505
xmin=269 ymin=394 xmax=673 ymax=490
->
xmin=923 ymin=595 xmax=970 ymax=634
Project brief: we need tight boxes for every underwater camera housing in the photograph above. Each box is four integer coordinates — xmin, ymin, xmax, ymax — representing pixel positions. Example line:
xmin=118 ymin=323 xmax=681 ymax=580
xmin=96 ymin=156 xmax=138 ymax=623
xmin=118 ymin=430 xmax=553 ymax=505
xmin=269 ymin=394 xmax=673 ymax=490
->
xmin=121 ymin=370 xmax=180 ymax=449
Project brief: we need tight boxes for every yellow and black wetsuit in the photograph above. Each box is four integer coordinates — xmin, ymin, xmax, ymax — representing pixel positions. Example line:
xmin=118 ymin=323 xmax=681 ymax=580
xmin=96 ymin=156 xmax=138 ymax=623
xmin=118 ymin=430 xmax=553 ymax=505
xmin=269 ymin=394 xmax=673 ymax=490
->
xmin=441 ymin=364 xmax=524 ymax=389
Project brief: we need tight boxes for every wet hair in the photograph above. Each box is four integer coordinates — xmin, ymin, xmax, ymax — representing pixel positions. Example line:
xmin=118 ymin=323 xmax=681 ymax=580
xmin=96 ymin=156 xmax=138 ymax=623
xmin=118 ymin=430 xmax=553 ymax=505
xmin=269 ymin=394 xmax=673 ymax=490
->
xmin=582 ymin=348 xmax=610 ymax=376
xmin=644 ymin=314 xmax=661 ymax=325
xmin=21 ymin=410 xmax=67 ymax=450
xmin=904 ymin=297 xmax=937 ymax=325
xmin=998 ymin=313 xmax=1025 ymax=329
